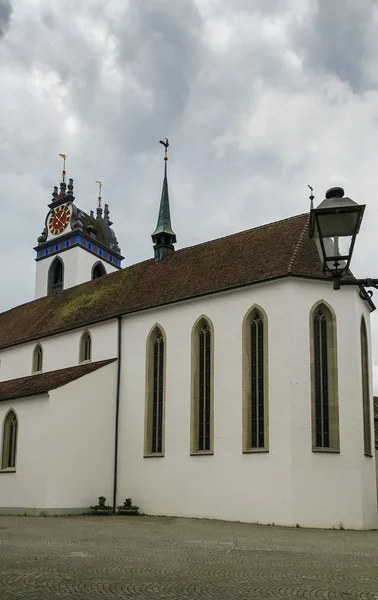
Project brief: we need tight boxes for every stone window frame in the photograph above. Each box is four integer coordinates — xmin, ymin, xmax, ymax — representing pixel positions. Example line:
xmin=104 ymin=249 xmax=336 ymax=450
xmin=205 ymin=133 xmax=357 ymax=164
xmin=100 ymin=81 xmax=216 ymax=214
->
xmin=242 ymin=304 xmax=269 ymax=453
xmin=360 ymin=315 xmax=372 ymax=457
xmin=309 ymin=300 xmax=340 ymax=453
xmin=1 ymin=409 xmax=18 ymax=472
xmin=32 ymin=343 xmax=43 ymax=374
xmin=190 ymin=315 xmax=214 ymax=456
xmin=79 ymin=330 xmax=92 ymax=364
xmin=144 ymin=324 xmax=167 ymax=458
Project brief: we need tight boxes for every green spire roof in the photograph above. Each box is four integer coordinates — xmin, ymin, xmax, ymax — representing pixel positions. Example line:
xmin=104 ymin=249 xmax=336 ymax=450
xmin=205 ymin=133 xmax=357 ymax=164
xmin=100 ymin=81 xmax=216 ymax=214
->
xmin=152 ymin=161 xmax=177 ymax=241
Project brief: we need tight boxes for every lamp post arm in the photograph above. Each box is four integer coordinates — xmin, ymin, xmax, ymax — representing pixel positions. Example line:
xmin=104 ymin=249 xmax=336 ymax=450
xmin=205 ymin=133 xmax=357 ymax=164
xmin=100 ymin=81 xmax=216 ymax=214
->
xmin=334 ymin=277 xmax=378 ymax=300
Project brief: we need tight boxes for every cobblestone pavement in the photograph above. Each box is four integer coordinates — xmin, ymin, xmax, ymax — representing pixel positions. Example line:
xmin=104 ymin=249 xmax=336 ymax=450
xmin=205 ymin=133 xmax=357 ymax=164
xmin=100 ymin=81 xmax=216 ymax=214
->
xmin=0 ymin=516 xmax=378 ymax=599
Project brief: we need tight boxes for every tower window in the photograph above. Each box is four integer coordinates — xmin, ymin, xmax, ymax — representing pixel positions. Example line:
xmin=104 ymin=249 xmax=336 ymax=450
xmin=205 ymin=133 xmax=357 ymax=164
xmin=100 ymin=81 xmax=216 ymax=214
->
xmin=47 ymin=257 xmax=64 ymax=295
xmin=79 ymin=331 xmax=92 ymax=363
xmin=1 ymin=410 xmax=18 ymax=470
xmin=92 ymin=262 xmax=106 ymax=280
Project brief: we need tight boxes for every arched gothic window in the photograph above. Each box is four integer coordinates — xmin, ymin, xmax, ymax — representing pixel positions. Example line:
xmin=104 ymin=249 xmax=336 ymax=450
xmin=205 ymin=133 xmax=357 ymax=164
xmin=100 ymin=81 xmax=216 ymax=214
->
xmin=144 ymin=326 xmax=166 ymax=456
xmin=79 ymin=331 xmax=92 ymax=363
xmin=92 ymin=262 xmax=106 ymax=280
xmin=242 ymin=306 xmax=269 ymax=451
xmin=310 ymin=302 xmax=339 ymax=451
xmin=191 ymin=317 xmax=214 ymax=454
xmin=32 ymin=343 xmax=43 ymax=374
xmin=360 ymin=317 xmax=372 ymax=456
xmin=1 ymin=410 xmax=18 ymax=470
xmin=48 ymin=257 xmax=64 ymax=295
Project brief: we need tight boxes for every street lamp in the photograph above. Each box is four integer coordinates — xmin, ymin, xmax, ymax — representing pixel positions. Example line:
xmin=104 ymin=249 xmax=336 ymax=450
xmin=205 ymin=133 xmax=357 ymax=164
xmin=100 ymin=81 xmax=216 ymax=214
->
xmin=309 ymin=186 xmax=378 ymax=300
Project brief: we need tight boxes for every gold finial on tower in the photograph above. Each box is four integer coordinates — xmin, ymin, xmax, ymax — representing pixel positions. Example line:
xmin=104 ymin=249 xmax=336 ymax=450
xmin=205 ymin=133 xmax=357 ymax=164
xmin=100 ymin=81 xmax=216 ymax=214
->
xmin=59 ymin=153 xmax=67 ymax=183
xmin=159 ymin=137 xmax=169 ymax=161
xmin=96 ymin=180 xmax=102 ymax=209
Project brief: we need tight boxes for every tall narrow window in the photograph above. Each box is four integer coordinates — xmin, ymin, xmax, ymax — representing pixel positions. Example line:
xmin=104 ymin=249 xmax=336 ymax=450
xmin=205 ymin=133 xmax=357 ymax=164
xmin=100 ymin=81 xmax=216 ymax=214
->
xmin=48 ymin=257 xmax=64 ymax=295
xmin=92 ymin=262 xmax=106 ymax=280
xmin=79 ymin=331 xmax=92 ymax=363
xmin=243 ymin=306 xmax=269 ymax=452
xmin=144 ymin=326 xmax=166 ymax=456
xmin=191 ymin=317 xmax=214 ymax=454
xmin=361 ymin=317 xmax=372 ymax=456
xmin=310 ymin=302 xmax=339 ymax=451
xmin=1 ymin=410 xmax=18 ymax=470
xmin=32 ymin=343 xmax=43 ymax=374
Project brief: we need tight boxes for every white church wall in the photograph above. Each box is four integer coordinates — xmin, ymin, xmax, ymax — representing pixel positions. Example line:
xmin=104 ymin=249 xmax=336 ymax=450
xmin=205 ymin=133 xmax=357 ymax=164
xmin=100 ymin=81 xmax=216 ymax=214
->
xmin=45 ymin=361 xmax=117 ymax=512
xmin=35 ymin=246 xmax=118 ymax=299
xmin=357 ymin=294 xmax=378 ymax=529
xmin=118 ymin=278 xmax=296 ymax=527
xmin=0 ymin=394 xmax=49 ymax=514
xmin=0 ymin=320 xmax=118 ymax=382
xmin=118 ymin=277 xmax=378 ymax=529
xmin=287 ymin=280 xmax=377 ymax=529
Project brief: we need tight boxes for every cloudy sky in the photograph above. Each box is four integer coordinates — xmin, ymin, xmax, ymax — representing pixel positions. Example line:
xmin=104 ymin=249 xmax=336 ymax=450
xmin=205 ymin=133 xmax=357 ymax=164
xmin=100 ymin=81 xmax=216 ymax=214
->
xmin=1 ymin=0 xmax=378 ymax=385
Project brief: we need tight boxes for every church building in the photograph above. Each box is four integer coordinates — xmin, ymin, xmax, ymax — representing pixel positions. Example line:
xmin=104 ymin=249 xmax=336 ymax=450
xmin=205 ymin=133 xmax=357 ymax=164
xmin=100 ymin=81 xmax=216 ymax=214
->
xmin=0 ymin=146 xmax=377 ymax=529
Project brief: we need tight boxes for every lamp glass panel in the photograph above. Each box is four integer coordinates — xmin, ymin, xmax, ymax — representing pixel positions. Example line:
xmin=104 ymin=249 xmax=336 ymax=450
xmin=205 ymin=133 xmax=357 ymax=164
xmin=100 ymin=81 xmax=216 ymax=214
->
xmin=316 ymin=210 xmax=360 ymax=238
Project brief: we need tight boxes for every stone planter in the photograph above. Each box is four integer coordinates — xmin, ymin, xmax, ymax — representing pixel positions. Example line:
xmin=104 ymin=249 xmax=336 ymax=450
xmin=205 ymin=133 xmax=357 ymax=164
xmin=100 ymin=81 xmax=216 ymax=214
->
xmin=117 ymin=508 xmax=139 ymax=516
xmin=90 ymin=509 xmax=113 ymax=516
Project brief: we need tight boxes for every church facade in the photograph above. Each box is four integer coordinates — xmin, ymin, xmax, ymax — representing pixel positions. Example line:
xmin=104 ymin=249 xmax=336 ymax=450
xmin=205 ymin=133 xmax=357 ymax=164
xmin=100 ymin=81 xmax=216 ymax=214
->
xmin=0 ymin=154 xmax=377 ymax=529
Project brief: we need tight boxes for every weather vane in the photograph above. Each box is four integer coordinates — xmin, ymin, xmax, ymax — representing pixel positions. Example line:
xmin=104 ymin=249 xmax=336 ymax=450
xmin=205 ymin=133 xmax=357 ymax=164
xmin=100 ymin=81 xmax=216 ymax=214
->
xmin=59 ymin=154 xmax=67 ymax=183
xmin=159 ymin=138 xmax=169 ymax=161
xmin=96 ymin=181 xmax=102 ymax=209
xmin=308 ymin=184 xmax=314 ymax=210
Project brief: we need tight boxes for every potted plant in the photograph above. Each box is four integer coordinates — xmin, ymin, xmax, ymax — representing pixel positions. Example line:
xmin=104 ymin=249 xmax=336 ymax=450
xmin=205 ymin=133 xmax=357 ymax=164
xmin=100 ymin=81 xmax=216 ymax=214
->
xmin=117 ymin=497 xmax=139 ymax=516
xmin=89 ymin=496 xmax=113 ymax=515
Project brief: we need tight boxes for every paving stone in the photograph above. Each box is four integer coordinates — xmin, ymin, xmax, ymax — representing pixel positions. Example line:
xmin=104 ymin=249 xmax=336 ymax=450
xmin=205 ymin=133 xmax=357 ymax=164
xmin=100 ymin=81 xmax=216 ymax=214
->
xmin=0 ymin=515 xmax=377 ymax=599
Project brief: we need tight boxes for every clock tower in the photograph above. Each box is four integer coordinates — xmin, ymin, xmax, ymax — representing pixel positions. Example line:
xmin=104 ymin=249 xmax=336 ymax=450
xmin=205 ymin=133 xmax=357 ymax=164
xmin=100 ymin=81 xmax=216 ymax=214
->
xmin=34 ymin=168 xmax=123 ymax=299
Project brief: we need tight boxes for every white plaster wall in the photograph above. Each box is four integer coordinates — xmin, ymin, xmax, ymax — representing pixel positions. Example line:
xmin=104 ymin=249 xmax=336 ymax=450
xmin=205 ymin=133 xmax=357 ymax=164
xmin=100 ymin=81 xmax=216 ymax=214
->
xmin=0 ymin=395 xmax=49 ymax=513
xmin=118 ymin=279 xmax=295 ymax=527
xmin=117 ymin=278 xmax=378 ymax=529
xmin=286 ymin=280 xmax=378 ymax=529
xmin=0 ymin=320 xmax=118 ymax=382
xmin=35 ymin=246 xmax=117 ymax=299
xmin=46 ymin=361 xmax=117 ymax=510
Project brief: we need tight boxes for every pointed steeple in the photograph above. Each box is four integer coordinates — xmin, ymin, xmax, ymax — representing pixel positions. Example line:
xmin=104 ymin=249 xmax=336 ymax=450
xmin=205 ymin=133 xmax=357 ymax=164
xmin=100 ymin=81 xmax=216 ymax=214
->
xmin=152 ymin=138 xmax=177 ymax=262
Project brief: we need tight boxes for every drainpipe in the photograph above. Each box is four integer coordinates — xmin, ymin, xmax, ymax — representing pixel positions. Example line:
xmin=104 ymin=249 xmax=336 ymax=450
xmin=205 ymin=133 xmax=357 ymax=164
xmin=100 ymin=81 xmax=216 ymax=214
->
xmin=112 ymin=315 xmax=122 ymax=513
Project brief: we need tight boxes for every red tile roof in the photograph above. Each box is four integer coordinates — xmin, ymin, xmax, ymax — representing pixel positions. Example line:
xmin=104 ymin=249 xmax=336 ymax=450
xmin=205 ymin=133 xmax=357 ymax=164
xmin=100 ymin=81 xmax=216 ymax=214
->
xmin=0 ymin=359 xmax=116 ymax=402
xmin=0 ymin=213 xmax=325 ymax=350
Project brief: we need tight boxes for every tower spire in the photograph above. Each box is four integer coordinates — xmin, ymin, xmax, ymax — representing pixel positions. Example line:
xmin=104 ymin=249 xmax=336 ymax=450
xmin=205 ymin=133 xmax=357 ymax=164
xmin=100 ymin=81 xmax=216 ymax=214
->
xmin=59 ymin=153 xmax=67 ymax=184
xmin=96 ymin=181 xmax=103 ymax=218
xmin=152 ymin=138 xmax=177 ymax=262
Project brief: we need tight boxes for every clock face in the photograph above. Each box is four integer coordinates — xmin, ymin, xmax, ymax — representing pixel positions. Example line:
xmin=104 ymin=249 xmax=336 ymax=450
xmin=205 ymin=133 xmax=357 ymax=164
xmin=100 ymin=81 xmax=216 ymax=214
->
xmin=48 ymin=204 xmax=71 ymax=235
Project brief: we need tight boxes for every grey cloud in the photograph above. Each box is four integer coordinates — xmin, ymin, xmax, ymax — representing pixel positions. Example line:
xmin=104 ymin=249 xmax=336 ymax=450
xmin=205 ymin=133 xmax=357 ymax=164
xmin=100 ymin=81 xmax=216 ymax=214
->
xmin=298 ymin=0 xmax=377 ymax=93
xmin=0 ymin=0 xmax=12 ymax=38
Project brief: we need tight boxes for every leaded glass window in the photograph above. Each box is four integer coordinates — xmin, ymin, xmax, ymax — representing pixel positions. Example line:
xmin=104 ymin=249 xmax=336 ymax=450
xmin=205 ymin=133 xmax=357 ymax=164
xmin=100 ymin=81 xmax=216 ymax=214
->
xmin=1 ymin=410 xmax=18 ymax=470
xmin=151 ymin=331 xmax=164 ymax=453
xmin=361 ymin=318 xmax=372 ymax=456
xmin=80 ymin=332 xmax=92 ymax=363
xmin=313 ymin=307 xmax=330 ymax=448
xmin=251 ymin=311 xmax=265 ymax=448
xmin=198 ymin=323 xmax=211 ymax=451
xmin=32 ymin=344 xmax=43 ymax=374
